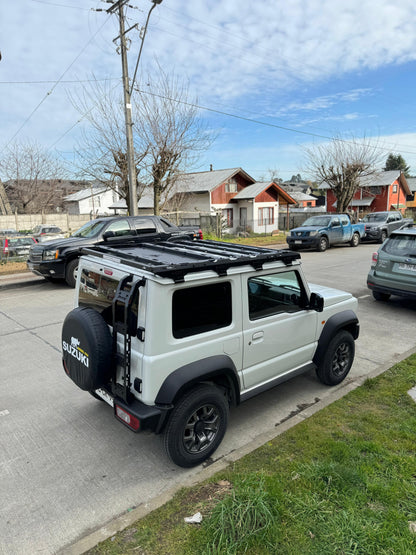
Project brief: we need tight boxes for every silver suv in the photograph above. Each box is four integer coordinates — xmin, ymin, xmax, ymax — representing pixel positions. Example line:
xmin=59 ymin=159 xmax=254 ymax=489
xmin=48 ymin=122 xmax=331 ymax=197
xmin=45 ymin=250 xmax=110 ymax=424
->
xmin=367 ymin=225 xmax=416 ymax=301
xmin=61 ymin=238 xmax=359 ymax=467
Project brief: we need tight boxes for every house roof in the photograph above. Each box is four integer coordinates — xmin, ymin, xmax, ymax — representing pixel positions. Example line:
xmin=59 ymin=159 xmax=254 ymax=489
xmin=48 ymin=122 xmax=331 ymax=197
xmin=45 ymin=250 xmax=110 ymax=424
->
xmin=64 ymin=186 xmax=108 ymax=202
xmin=173 ymin=167 xmax=255 ymax=193
xmin=407 ymin=177 xmax=416 ymax=193
xmin=289 ymin=192 xmax=316 ymax=202
xmin=322 ymin=170 xmax=411 ymax=196
xmin=233 ymin=182 xmax=296 ymax=205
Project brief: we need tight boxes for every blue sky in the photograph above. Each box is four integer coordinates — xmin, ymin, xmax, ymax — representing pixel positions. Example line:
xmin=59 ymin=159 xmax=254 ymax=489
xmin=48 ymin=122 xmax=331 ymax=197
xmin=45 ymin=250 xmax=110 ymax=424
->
xmin=2 ymin=0 xmax=416 ymax=181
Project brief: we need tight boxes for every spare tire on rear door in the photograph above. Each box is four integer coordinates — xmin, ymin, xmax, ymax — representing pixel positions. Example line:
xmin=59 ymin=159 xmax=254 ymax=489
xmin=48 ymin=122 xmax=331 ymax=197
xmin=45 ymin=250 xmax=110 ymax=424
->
xmin=62 ymin=307 xmax=113 ymax=391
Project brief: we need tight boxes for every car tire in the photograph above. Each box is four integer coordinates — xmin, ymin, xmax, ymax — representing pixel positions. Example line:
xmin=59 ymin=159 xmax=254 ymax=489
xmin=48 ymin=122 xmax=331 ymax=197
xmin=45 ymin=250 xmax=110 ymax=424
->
xmin=316 ymin=330 xmax=355 ymax=386
xmin=350 ymin=232 xmax=360 ymax=247
xmin=317 ymin=236 xmax=328 ymax=252
xmin=372 ymin=291 xmax=390 ymax=301
xmin=379 ymin=230 xmax=388 ymax=243
xmin=65 ymin=258 xmax=79 ymax=288
xmin=163 ymin=384 xmax=229 ymax=468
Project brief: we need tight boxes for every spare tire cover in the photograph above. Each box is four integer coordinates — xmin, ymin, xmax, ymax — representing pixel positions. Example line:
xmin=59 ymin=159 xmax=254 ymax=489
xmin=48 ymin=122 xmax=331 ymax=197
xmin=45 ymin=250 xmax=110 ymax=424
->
xmin=62 ymin=307 xmax=112 ymax=391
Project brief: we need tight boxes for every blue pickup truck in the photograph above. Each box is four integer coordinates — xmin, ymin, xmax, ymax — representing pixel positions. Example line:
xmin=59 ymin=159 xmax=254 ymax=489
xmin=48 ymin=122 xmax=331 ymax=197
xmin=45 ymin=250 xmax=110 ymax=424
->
xmin=287 ymin=214 xmax=365 ymax=252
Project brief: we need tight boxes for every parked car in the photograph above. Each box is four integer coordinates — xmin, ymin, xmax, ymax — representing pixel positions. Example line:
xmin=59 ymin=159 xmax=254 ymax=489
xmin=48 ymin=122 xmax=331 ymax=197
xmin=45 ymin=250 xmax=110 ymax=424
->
xmin=27 ymin=215 xmax=201 ymax=287
xmin=367 ymin=224 xmax=416 ymax=301
xmin=62 ymin=238 xmax=359 ymax=467
xmin=286 ymin=214 xmax=365 ymax=252
xmin=361 ymin=211 xmax=413 ymax=243
xmin=0 ymin=228 xmax=19 ymax=236
xmin=0 ymin=235 xmax=37 ymax=259
xmin=31 ymin=225 xmax=66 ymax=242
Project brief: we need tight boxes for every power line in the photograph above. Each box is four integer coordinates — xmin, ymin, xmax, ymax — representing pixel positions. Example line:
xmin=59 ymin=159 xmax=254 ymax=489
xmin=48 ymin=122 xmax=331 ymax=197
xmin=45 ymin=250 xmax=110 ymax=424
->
xmin=0 ymin=78 xmax=119 ymax=85
xmin=134 ymin=87 xmax=416 ymax=156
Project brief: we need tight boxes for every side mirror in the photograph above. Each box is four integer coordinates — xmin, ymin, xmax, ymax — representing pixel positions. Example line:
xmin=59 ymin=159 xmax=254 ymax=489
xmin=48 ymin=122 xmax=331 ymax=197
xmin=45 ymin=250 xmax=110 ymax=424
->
xmin=102 ymin=231 xmax=115 ymax=240
xmin=310 ymin=292 xmax=324 ymax=312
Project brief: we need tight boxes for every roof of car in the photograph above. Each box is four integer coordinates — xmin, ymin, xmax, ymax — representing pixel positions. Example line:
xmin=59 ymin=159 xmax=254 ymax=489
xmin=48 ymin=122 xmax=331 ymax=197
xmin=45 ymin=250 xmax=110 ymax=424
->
xmin=390 ymin=225 xmax=416 ymax=236
xmin=82 ymin=238 xmax=300 ymax=283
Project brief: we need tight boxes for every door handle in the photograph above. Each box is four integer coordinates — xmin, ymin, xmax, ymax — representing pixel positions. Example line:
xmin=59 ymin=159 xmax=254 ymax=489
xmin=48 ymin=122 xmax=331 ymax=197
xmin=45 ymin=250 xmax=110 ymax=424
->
xmin=251 ymin=331 xmax=264 ymax=342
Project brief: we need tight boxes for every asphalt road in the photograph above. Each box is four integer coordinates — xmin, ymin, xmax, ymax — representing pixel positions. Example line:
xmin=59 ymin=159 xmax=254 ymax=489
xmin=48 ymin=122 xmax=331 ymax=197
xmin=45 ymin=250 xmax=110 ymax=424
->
xmin=1 ymin=243 xmax=415 ymax=555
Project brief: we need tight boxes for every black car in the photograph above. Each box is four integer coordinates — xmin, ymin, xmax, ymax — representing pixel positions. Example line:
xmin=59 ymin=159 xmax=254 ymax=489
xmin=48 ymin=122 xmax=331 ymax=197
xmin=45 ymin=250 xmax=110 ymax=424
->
xmin=27 ymin=216 xmax=197 ymax=287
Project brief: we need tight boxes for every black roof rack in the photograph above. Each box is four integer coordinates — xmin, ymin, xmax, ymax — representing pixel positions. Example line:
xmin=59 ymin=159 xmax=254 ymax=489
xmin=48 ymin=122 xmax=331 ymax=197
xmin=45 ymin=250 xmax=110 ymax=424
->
xmin=81 ymin=238 xmax=300 ymax=283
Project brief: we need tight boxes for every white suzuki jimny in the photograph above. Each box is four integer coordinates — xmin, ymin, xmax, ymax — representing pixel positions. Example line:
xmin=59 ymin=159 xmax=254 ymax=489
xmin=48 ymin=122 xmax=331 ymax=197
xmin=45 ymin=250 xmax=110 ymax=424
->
xmin=62 ymin=237 xmax=359 ymax=467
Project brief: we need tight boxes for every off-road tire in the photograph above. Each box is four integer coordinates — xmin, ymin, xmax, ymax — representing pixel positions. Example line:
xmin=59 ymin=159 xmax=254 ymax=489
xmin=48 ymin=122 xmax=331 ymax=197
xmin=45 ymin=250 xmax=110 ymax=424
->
xmin=65 ymin=258 xmax=79 ymax=288
xmin=164 ymin=384 xmax=229 ymax=468
xmin=372 ymin=291 xmax=390 ymax=301
xmin=350 ymin=232 xmax=360 ymax=247
xmin=317 ymin=236 xmax=329 ymax=252
xmin=316 ymin=330 xmax=355 ymax=385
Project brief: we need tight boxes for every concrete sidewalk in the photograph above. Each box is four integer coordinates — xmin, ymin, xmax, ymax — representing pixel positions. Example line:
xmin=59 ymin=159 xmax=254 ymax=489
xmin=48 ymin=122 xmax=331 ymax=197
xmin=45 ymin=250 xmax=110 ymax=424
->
xmin=0 ymin=271 xmax=44 ymax=289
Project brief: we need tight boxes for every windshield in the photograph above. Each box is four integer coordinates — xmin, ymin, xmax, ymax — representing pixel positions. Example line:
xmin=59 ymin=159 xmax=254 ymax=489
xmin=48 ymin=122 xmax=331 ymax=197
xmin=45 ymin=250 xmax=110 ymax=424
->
xmin=362 ymin=213 xmax=386 ymax=223
xmin=72 ymin=220 xmax=107 ymax=238
xmin=302 ymin=216 xmax=331 ymax=227
xmin=383 ymin=234 xmax=416 ymax=257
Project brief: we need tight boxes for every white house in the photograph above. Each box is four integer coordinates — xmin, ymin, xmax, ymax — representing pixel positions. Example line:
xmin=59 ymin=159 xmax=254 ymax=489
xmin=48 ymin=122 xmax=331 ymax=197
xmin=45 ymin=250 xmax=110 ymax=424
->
xmin=64 ymin=185 xmax=120 ymax=216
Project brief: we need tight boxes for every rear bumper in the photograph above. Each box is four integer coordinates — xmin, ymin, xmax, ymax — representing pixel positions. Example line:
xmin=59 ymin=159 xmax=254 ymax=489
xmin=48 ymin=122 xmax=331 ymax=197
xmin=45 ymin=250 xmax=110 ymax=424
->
xmin=367 ymin=273 xmax=416 ymax=299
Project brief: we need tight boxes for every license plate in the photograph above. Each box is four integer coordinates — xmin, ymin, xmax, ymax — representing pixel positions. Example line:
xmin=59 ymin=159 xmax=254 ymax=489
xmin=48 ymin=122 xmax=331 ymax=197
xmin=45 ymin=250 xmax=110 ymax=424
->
xmin=94 ymin=388 xmax=114 ymax=407
xmin=398 ymin=263 xmax=416 ymax=272
xmin=294 ymin=240 xmax=302 ymax=244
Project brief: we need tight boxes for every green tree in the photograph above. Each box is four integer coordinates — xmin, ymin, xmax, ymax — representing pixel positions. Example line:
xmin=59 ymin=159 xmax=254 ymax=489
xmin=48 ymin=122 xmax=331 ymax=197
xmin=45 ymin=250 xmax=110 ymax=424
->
xmin=384 ymin=153 xmax=410 ymax=178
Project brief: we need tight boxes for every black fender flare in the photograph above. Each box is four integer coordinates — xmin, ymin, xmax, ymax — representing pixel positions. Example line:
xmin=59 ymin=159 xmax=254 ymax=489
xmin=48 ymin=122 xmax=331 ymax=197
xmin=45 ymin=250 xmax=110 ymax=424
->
xmin=313 ymin=310 xmax=359 ymax=367
xmin=154 ymin=355 xmax=240 ymax=407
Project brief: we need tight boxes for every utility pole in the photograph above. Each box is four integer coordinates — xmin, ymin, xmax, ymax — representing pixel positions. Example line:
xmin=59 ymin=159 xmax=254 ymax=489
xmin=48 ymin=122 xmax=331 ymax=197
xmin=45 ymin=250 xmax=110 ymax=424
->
xmin=107 ymin=0 xmax=138 ymax=216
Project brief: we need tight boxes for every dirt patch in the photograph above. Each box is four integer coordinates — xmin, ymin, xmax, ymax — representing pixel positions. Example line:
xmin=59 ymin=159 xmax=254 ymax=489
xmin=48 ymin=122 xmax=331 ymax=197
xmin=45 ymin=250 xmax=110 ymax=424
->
xmin=0 ymin=261 xmax=28 ymax=275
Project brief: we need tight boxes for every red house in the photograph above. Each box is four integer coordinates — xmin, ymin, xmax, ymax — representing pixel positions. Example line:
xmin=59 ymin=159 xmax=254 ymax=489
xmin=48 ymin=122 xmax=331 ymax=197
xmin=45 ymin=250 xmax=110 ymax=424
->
xmin=325 ymin=170 xmax=411 ymax=214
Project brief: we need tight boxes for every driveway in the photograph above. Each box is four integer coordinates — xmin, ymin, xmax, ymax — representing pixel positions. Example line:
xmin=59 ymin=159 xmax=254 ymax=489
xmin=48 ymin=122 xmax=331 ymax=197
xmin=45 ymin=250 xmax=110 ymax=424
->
xmin=0 ymin=244 xmax=415 ymax=554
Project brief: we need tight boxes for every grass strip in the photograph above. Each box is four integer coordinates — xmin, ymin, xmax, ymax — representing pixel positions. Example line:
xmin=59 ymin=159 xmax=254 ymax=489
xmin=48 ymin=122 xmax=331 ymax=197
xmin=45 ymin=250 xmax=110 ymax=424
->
xmin=87 ymin=355 xmax=416 ymax=554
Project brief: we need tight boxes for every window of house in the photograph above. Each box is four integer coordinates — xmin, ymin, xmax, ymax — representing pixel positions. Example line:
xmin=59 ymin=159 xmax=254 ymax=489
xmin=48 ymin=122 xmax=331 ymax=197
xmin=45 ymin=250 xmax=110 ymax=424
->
xmin=223 ymin=208 xmax=233 ymax=227
xmin=172 ymin=282 xmax=232 ymax=338
xmin=225 ymin=178 xmax=238 ymax=193
xmin=258 ymin=207 xmax=274 ymax=226
xmin=393 ymin=184 xmax=398 ymax=193
xmin=247 ymin=270 xmax=307 ymax=320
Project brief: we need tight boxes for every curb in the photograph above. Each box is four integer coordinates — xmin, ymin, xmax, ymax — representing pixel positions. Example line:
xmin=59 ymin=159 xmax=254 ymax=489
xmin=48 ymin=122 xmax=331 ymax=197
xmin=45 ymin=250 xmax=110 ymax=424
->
xmin=58 ymin=345 xmax=416 ymax=555
xmin=0 ymin=272 xmax=44 ymax=290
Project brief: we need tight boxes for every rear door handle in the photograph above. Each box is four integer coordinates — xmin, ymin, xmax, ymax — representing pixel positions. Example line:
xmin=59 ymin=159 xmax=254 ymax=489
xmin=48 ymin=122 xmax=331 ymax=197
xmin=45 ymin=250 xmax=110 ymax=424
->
xmin=252 ymin=331 xmax=264 ymax=343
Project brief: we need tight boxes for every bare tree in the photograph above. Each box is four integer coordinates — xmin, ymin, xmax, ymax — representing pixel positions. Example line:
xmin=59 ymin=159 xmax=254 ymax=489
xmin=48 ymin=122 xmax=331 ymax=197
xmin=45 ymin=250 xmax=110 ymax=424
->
xmin=0 ymin=140 xmax=66 ymax=213
xmin=71 ymin=68 xmax=213 ymax=215
xmin=70 ymin=80 xmax=148 ymax=215
xmin=303 ymin=136 xmax=383 ymax=213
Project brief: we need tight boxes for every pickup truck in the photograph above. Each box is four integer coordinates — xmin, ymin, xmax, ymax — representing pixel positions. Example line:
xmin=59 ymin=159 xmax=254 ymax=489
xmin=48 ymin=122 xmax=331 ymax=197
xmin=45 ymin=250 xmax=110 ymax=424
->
xmin=287 ymin=214 xmax=365 ymax=252
xmin=27 ymin=215 xmax=201 ymax=287
xmin=361 ymin=211 xmax=413 ymax=243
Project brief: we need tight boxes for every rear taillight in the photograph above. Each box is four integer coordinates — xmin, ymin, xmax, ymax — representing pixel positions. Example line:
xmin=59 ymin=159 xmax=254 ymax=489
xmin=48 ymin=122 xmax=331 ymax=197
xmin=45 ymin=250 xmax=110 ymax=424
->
xmin=198 ymin=229 xmax=203 ymax=240
xmin=371 ymin=252 xmax=378 ymax=267
xmin=3 ymin=239 xmax=8 ymax=253
xmin=115 ymin=404 xmax=140 ymax=431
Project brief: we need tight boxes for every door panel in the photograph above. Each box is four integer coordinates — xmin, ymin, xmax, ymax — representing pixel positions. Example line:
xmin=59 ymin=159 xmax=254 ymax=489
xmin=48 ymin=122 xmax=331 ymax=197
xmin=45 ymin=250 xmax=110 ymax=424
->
xmin=242 ymin=270 xmax=318 ymax=390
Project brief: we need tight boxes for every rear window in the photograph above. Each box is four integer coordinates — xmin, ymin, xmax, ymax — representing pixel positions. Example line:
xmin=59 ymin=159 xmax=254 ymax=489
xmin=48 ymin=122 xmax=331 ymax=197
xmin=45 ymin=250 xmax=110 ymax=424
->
xmin=172 ymin=282 xmax=232 ymax=338
xmin=79 ymin=269 xmax=139 ymax=326
xmin=383 ymin=234 xmax=416 ymax=256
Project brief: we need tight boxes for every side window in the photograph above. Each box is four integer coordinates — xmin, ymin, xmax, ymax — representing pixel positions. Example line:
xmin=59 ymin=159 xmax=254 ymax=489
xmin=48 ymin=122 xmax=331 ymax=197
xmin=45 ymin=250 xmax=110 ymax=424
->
xmin=106 ymin=219 xmax=131 ymax=237
xmin=132 ymin=218 xmax=157 ymax=235
xmin=248 ymin=271 xmax=306 ymax=320
xmin=331 ymin=218 xmax=341 ymax=227
xmin=172 ymin=282 xmax=232 ymax=338
xmin=340 ymin=216 xmax=349 ymax=226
